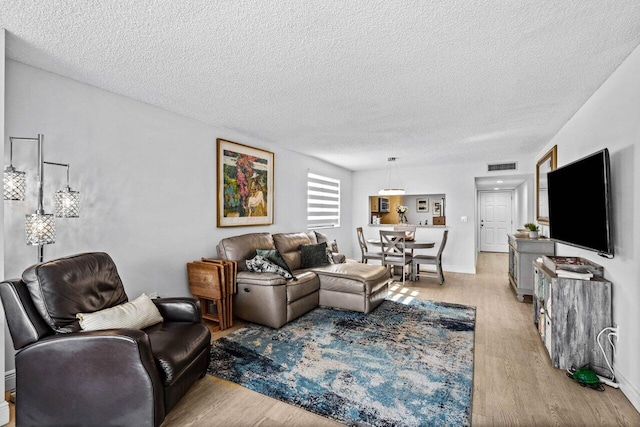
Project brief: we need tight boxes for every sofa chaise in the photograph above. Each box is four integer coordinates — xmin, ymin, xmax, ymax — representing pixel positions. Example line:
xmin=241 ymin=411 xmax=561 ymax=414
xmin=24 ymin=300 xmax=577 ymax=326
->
xmin=216 ymin=231 xmax=391 ymax=328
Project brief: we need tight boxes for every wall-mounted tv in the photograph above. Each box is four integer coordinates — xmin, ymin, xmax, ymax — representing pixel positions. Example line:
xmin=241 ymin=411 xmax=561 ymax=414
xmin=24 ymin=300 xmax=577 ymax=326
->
xmin=547 ymin=148 xmax=613 ymax=257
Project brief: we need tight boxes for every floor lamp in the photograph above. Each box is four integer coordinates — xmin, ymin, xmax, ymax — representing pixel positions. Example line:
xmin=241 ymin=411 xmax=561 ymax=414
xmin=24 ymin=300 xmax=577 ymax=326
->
xmin=3 ymin=134 xmax=80 ymax=263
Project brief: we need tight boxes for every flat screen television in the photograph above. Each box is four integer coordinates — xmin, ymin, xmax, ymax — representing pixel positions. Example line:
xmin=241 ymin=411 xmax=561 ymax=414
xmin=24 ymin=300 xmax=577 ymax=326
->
xmin=547 ymin=148 xmax=614 ymax=257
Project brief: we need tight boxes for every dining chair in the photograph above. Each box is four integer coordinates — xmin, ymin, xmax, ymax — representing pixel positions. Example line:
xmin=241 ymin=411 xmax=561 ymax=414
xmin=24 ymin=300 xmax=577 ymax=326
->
xmin=413 ymin=229 xmax=448 ymax=285
xmin=393 ymin=225 xmax=417 ymax=257
xmin=379 ymin=230 xmax=413 ymax=286
xmin=393 ymin=225 xmax=416 ymax=241
xmin=356 ymin=227 xmax=382 ymax=264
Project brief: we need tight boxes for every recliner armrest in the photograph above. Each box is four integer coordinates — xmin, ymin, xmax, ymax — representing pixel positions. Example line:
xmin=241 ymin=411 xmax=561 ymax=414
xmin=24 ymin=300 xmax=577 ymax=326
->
xmin=237 ymin=271 xmax=287 ymax=286
xmin=17 ymin=329 xmax=165 ymax=427
xmin=152 ymin=297 xmax=201 ymax=323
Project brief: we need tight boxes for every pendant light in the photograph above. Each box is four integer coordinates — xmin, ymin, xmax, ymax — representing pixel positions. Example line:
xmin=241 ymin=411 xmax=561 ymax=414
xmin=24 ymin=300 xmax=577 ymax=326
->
xmin=379 ymin=157 xmax=405 ymax=196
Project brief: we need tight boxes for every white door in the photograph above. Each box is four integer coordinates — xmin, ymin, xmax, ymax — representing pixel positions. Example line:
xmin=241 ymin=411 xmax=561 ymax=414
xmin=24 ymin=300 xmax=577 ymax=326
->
xmin=479 ymin=191 xmax=512 ymax=252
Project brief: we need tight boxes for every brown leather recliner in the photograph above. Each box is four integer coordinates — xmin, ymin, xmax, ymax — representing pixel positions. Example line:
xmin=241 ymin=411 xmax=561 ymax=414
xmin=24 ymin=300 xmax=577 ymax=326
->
xmin=0 ymin=252 xmax=211 ymax=427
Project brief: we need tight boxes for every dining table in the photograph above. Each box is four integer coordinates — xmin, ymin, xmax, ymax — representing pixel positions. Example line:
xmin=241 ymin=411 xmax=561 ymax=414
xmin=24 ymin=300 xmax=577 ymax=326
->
xmin=367 ymin=238 xmax=435 ymax=281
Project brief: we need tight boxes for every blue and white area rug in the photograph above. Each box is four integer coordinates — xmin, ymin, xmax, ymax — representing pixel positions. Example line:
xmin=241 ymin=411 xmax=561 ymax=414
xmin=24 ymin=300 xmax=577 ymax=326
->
xmin=208 ymin=298 xmax=475 ymax=426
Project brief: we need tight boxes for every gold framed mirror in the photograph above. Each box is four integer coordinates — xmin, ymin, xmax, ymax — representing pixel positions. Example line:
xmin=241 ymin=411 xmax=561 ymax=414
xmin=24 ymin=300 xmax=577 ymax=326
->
xmin=536 ymin=145 xmax=557 ymax=225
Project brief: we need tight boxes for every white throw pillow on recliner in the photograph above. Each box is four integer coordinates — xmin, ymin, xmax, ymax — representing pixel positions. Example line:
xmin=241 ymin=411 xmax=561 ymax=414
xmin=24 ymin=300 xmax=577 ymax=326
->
xmin=76 ymin=293 xmax=164 ymax=331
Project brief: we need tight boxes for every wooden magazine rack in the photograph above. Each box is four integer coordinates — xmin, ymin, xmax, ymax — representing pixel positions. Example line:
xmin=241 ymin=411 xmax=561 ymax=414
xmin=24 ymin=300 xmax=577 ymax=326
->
xmin=186 ymin=258 xmax=237 ymax=330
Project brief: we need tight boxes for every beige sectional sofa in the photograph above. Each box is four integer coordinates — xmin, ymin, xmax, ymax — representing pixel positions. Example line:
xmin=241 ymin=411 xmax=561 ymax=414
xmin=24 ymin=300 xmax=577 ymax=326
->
xmin=216 ymin=231 xmax=391 ymax=328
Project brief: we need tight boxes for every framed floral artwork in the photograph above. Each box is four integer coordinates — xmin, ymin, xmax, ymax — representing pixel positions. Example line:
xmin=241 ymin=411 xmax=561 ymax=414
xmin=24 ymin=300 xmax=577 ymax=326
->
xmin=217 ymin=139 xmax=274 ymax=227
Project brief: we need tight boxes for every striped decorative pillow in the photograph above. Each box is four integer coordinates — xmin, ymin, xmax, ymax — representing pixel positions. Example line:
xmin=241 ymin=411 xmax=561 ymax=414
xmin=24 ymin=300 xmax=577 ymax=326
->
xmin=76 ymin=293 xmax=164 ymax=331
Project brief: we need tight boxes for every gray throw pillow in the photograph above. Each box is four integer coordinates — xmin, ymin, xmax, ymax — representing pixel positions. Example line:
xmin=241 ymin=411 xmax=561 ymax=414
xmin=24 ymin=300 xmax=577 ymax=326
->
xmin=256 ymin=249 xmax=293 ymax=276
xmin=300 ymin=242 xmax=330 ymax=268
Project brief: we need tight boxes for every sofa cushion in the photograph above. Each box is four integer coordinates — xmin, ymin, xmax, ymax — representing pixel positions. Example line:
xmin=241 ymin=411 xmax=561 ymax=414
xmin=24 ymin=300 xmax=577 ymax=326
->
xmin=314 ymin=231 xmax=342 ymax=259
xmin=246 ymin=255 xmax=294 ymax=279
xmin=313 ymin=230 xmax=328 ymax=243
xmin=256 ymin=249 xmax=293 ymax=276
xmin=300 ymin=242 xmax=330 ymax=268
xmin=22 ymin=252 xmax=129 ymax=332
xmin=312 ymin=263 xmax=390 ymax=295
xmin=313 ymin=230 xmax=337 ymax=250
xmin=313 ymin=230 xmax=335 ymax=248
xmin=272 ymin=232 xmax=314 ymax=271
xmin=76 ymin=293 xmax=163 ymax=331
xmin=216 ymin=232 xmax=276 ymax=271
xmin=286 ymin=271 xmax=320 ymax=303
xmin=306 ymin=231 xmax=318 ymax=243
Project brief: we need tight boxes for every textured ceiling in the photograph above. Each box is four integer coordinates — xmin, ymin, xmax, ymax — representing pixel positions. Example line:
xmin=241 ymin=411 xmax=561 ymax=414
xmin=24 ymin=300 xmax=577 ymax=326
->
xmin=2 ymin=1 xmax=640 ymax=171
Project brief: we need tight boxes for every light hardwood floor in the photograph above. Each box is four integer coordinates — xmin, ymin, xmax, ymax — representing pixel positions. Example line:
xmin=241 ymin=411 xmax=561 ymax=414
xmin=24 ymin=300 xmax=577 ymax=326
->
xmin=6 ymin=253 xmax=640 ymax=426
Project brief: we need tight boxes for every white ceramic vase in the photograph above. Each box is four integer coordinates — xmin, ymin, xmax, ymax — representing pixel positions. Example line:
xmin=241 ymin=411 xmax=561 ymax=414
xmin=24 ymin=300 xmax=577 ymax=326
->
xmin=529 ymin=231 xmax=539 ymax=239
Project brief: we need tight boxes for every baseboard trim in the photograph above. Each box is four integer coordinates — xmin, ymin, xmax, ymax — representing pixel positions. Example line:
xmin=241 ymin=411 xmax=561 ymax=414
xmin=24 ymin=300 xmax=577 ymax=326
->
xmin=5 ymin=369 xmax=15 ymax=392
xmin=617 ymin=369 xmax=640 ymax=413
xmin=442 ymin=264 xmax=476 ymax=275
xmin=0 ymin=400 xmax=9 ymax=425
xmin=417 ymin=264 xmax=476 ymax=275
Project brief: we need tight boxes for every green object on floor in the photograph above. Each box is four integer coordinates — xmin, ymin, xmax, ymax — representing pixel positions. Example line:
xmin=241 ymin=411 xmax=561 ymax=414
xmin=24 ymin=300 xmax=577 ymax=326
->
xmin=567 ymin=366 xmax=605 ymax=391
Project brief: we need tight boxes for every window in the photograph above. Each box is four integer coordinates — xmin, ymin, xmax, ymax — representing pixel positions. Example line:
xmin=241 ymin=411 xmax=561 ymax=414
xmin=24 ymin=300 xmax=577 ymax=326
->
xmin=307 ymin=172 xmax=340 ymax=229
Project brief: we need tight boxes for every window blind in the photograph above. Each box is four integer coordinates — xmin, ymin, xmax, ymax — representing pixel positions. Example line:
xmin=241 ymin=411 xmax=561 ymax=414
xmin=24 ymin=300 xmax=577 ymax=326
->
xmin=307 ymin=172 xmax=340 ymax=229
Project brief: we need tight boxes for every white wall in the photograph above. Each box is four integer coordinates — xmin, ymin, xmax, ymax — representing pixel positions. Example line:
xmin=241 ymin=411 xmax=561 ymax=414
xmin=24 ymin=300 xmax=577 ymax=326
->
xmin=3 ymin=60 xmax=353 ymax=376
xmin=534 ymin=44 xmax=640 ymax=411
xmin=353 ymin=161 xmax=534 ymax=274
xmin=0 ymin=28 xmax=11 ymax=426
xmin=513 ymin=177 xmax=534 ymax=229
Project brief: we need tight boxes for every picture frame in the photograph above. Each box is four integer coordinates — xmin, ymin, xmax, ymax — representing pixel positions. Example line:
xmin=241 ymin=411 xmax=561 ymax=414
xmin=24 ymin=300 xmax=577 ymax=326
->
xmin=217 ymin=138 xmax=274 ymax=227
xmin=536 ymin=145 xmax=557 ymax=225
xmin=416 ymin=198 xmax=429 ymax=212
xmin=433 ymin=201 xmax=442 ymax=216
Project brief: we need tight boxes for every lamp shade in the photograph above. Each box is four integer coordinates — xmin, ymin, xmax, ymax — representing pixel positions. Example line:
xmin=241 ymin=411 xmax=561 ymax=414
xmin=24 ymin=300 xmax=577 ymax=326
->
xmin=3 ymin=166 xmax=26 ymax=201
xmin=55 ymin=186 xmax=80 ymax=217
xmin=25 ymin=213 xmax=56 ymax=245
xmin=379 ymin=157 xmax=405 ymax=195
xmin=378 ymin=188 xmax=406 ymax=196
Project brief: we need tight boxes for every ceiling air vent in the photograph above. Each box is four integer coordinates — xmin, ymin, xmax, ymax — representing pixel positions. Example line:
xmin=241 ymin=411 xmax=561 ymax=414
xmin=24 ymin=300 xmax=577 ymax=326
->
xmin=487 ymin=161 xmax=517 ymax=172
